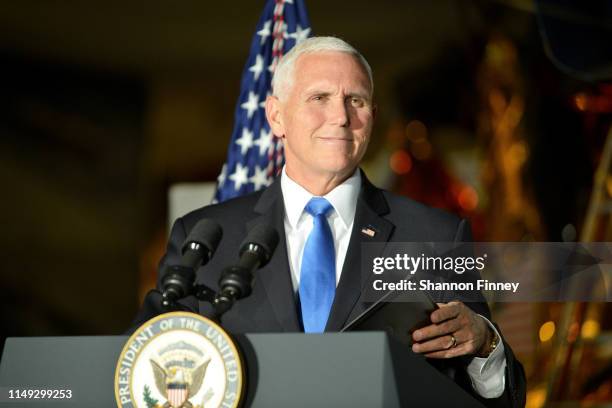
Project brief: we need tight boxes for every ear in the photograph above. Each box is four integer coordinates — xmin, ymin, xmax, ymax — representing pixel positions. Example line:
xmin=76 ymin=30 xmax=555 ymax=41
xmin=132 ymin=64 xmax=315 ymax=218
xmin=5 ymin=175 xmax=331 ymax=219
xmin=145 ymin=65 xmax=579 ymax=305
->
xmin=265 ymin=95 xmax=285 ymax=139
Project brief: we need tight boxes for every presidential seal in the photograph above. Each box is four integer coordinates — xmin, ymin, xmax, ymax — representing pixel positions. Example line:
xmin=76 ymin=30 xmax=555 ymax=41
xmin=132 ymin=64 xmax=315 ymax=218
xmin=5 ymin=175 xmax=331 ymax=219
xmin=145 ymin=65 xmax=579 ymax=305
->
xmin=115 ymin=312 xmax=244 ymax=408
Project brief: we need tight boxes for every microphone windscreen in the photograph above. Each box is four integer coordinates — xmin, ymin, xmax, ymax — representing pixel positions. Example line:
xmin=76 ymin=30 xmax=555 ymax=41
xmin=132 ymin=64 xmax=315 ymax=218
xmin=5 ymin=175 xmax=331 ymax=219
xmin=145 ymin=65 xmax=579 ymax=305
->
xmin=182 ymin=219 xmax=223 ymax=255
xmin=240 ymin=224 xmax=279 ymax=260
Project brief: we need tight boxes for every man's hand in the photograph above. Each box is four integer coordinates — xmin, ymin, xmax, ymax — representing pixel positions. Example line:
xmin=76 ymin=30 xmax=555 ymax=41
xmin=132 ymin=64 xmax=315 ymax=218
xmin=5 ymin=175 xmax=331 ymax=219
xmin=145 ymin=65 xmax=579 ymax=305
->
xmin=411 ymin=301 xmax=493 ymax=359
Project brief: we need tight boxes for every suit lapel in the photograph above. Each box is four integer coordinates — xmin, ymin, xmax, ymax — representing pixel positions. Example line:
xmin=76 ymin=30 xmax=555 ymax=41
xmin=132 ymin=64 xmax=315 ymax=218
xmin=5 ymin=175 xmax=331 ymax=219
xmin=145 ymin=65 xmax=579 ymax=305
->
xmin=325 ymin=174 xmax=394 ymax=331
xmin=247 ymin=179 xmax=301 ymax=332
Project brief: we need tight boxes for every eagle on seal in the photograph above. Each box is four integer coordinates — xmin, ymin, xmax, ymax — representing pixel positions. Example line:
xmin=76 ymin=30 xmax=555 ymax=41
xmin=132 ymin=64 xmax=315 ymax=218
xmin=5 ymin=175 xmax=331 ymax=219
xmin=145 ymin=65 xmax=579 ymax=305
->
xmin=150 ymin=358 xmax=210 ymax=408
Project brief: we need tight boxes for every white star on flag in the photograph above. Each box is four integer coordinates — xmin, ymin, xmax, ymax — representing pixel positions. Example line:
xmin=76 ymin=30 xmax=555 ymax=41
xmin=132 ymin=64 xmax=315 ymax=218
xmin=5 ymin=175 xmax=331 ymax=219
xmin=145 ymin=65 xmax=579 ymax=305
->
xmin=287 ymin=25 xmax=311 ymax=43
xmin=235 ymin=128 xmax=254 ymax=155
xmin=259 ymin=91 xmax=270 ymax=109
xmin=217 ymin=163 xmax=227 ymax=187
xmin=229 ymin=163 xmax=249 ymax=190
xmin=241 ymin=91 xmax=259 ymax=119
xmin=249 ymin=165 xmax=270 ymax=190
xmin=257 ymin=20 xmax=272 ymax=44
xmin=249 ymin=54 xmax=264 ymax=81
xmin=254 ymin=128 xmax=273 ymax=156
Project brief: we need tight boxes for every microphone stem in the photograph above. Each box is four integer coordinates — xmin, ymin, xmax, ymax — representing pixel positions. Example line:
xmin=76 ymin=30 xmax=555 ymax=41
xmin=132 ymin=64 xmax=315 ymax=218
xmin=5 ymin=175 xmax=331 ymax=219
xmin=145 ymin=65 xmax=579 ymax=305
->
xmin=214 ymin=288 xmax=237 ymax=318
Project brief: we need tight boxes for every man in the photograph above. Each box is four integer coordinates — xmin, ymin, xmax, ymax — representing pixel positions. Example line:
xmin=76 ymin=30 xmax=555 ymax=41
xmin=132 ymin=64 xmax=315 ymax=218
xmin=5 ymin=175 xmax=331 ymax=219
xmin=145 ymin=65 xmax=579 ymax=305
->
xmin=136 ymin=37 xmax=525 ymax=406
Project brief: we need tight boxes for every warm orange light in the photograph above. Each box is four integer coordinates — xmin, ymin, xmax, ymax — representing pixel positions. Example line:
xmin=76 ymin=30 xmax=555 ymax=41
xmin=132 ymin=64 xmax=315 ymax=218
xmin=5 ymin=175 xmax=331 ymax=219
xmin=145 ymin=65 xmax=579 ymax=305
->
xmin=509 ymin=142 xmax=528 ymax=167
xmin=458 ymin=186 xmax=478 ymax=211
xmin=574 ymin=93 xmax=587 ymax=111
xmin=539 ymin=321 xmax=555 ymax=342
xmin=389 ymin=150 xmax=412 ymax=175
xmin=526 ymin=387 xmax=547 ymax=408
xmin=581 ymin=320 xmax=600 ymax=339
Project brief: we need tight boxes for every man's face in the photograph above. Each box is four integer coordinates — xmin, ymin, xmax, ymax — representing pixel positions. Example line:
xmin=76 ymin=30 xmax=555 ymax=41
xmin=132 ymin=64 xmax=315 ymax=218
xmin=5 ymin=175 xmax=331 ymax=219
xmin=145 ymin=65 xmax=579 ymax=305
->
xmin=266 ymin=51 xmax=375 ymax=182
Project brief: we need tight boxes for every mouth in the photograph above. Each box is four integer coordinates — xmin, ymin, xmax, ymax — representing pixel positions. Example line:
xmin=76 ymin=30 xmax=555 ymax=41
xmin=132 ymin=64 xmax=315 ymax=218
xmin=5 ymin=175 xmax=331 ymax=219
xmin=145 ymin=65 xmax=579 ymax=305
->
xmin=317 ymin=137 xmax=354 ymax=142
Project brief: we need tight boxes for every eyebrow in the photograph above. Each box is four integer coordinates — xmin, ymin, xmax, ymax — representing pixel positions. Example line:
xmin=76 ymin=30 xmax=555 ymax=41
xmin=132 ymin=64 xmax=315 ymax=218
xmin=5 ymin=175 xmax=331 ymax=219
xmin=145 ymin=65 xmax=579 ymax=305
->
xmin=304 ymin=90 xmax=331 ymax=98
xmin=302 ymin=89 xmax=371 ymax=101
xmin=346 ymin=92 xmax=370 ymax=100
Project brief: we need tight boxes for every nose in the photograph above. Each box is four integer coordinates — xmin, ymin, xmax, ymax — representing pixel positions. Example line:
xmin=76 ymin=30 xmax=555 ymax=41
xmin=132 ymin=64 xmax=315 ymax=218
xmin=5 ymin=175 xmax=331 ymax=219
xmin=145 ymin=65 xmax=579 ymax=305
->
xmin=329 ymin=97 xmax=350 ymax=127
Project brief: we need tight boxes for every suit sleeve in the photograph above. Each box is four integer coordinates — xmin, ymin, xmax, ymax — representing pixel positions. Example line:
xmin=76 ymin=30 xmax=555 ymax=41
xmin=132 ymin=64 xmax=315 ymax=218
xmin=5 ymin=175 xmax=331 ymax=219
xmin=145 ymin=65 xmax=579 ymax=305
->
xmin=453 ymin=218 xmax=527 ymax=407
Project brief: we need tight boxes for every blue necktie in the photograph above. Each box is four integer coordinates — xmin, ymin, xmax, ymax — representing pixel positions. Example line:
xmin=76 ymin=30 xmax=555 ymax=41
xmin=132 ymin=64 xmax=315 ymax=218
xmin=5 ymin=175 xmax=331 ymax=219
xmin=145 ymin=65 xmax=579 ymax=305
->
xmin=299 ymin=197 xmax=336 ymax=333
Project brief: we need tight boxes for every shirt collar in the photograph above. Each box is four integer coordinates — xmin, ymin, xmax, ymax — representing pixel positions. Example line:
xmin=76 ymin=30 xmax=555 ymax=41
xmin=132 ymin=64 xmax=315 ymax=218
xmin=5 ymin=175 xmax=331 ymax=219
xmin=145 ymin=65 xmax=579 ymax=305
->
xmin=281 ymin=167 xmax=361 ymax=229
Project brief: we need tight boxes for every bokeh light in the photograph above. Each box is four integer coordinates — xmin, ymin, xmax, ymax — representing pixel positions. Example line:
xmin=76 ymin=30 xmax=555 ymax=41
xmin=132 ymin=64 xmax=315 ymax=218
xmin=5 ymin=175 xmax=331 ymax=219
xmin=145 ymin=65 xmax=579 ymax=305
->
xmin=581 ymin=320 xmax=600 ymax=340
xmin=389 ymin=150 xmax=412 ymax=175
xmin=458 ymin=186 xmax=479 ymax=211
xmin=539 ymin=321 xmax=555 ymax=342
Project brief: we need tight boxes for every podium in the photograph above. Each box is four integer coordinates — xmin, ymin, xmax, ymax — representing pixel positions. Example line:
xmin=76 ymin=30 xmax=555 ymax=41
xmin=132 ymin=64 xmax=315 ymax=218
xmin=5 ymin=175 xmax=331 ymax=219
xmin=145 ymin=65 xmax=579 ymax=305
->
xmin=0 ymin=332 xmax=484 ymax=407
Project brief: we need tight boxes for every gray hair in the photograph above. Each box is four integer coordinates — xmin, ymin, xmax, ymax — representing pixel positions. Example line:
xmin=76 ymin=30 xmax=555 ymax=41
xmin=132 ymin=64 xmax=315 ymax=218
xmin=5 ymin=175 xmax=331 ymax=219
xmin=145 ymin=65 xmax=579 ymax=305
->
xmin=271 ymin=36 xmax=373 ymax=100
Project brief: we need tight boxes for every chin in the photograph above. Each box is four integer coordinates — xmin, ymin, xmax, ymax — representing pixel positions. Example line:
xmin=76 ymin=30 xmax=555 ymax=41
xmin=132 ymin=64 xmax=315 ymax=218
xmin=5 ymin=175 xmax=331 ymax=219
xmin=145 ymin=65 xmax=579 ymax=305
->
xmin=318 ymin=161 xmax=357 ymax=177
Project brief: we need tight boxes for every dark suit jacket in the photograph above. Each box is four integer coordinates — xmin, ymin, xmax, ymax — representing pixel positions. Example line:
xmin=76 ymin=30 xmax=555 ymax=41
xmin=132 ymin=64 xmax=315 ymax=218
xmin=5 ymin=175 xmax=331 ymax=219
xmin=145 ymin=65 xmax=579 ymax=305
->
xmin=134 ymin=172 xmax=526 ymax=407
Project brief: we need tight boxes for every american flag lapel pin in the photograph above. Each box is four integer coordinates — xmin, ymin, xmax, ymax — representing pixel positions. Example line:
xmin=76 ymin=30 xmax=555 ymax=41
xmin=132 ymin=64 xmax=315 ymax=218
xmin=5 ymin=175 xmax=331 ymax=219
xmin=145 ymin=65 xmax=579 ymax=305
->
xmin=361 ymin=226 xmax=376 ymax=237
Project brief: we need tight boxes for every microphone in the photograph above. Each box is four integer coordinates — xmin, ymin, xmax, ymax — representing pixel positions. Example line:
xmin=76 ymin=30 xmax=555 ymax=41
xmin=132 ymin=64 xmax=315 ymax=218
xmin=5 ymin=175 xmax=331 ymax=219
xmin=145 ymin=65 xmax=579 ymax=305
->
xmin=161 ymin=219 xmax=223 ymax=307
xmin=215 ymin=224 xmax=279 ymax=316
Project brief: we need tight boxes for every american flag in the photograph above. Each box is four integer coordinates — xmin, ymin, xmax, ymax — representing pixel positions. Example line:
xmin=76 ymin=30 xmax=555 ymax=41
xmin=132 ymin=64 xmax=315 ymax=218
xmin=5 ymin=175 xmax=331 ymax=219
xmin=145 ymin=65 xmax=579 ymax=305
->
xmin=213 ymin=0 xmax=311 ymax=203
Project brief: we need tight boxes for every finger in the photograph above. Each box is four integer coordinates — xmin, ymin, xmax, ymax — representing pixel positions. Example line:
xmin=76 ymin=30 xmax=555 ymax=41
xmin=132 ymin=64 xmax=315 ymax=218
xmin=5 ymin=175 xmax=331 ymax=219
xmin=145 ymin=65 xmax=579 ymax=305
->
xmin=412 ymin=319 xmax=462 ymax=342
xmin=424 ymin=343 xmax=470 ymax=359
xmin=412 ymin=334 xmax=456 ymax=354
xmin=430 ymin=302 xmax=461 ymax=324
xmin=441 ymin=328 xmax=483 ymax=356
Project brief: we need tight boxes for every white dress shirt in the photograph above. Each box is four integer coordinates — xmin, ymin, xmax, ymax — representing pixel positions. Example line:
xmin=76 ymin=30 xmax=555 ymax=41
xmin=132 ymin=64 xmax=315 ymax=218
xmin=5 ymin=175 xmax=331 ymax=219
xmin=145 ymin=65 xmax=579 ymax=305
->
xmin=281 ymin=167 xmax=361 ymax=289
xmin=280 ymin=167 xmax=506 ymax=398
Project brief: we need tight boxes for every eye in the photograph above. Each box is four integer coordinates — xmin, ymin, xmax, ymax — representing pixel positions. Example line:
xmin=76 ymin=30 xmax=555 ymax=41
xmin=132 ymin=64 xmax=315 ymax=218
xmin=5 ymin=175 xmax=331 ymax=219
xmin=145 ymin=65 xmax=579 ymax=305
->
xmin=350 ymin=97 xmax=365 ymax=107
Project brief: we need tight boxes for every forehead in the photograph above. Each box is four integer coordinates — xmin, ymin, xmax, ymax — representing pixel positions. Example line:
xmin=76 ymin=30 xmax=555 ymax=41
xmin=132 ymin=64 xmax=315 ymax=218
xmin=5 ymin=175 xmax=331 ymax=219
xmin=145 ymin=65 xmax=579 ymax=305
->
xmin=292 ymin=51 xmax=371 ymax=93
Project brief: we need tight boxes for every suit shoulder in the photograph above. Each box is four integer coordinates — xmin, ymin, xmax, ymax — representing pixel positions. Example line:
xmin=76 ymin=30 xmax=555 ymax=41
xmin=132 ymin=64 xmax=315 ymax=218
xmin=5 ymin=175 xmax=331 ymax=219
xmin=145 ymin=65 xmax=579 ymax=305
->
xmin=380 ymin=190 xmax=465 ymax=239
xmin=178 ymin=189 xmax=263 ymax=227
xmin=382 ymin=190 xmax=460 ymax=222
